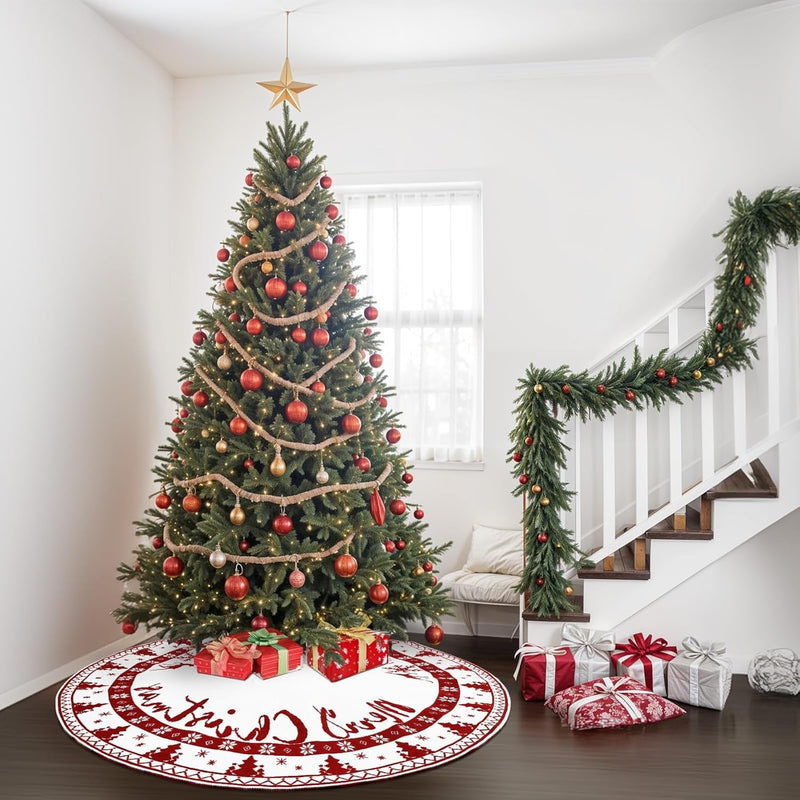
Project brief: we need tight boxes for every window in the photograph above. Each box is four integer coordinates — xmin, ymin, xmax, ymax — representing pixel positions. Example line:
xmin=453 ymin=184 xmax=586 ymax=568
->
xmin=340 ymin=185 xmax=483 ymax=465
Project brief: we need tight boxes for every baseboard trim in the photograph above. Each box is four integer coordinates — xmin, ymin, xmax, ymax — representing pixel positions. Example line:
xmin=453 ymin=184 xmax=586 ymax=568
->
xmin=405 ymin=618 xmax=519 ymax=640
xmin=0 ymin=628 xmax=153 ymax=712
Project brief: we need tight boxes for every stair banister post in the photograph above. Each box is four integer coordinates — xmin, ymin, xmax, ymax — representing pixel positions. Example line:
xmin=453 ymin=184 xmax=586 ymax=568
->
xmin=602 ymin=417 xmax=616 ymax=550
xmin=766 ymin=250 xmax=780 ymax=434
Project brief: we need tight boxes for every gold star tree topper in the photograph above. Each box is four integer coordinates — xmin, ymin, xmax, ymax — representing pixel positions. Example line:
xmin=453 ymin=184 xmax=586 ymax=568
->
xmin=258 ymin=57 xmax=316 ymax=110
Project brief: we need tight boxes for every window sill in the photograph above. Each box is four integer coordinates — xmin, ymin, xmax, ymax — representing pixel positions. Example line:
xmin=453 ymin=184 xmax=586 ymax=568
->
xmin=411 ymin=460 xmax=486 ymax=472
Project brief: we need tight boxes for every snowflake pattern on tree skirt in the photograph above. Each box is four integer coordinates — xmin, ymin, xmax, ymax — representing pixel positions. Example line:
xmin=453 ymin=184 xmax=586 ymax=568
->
xmin=56 ymin=640 xmax=510 ymax=789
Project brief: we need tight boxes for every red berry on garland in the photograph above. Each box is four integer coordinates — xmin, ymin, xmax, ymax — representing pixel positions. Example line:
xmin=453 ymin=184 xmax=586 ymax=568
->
xmin=192 ymin=390 xmax=208 ymax=407
xmin=346 ymin=283 xmax=357 ymax=297
xmin=217 ymin=247 xmax=230 ymax=262
xmin=121 ymin=619 xmax=138 ymax=635
xmin=597 ymin=384 xmax=606 ymax=394
xmin=163 ymin=556 xmax=185 ymax=578
xmin=364 ymin=305 xmax=378 ymax=321
xmin=286 ymin=154 xmax=300 ymax=169
xmin=535 ymin=577 xmax=545 ymax=587
xmin=519 ymin=474 xmax=529 ymax=485
xmin=251 ymin=614 xmax=270 ymax=630
xmin=289 ymin=568 xmax=306 ymax=588
xmin=364 ymin=327 xmax=373 ymax=335
xmin=291 ymin=326 xmax=307 ymax=344
xmin=396 ymin=539 xmax=406 ymax=550
xmin=192 ymin=330 xmax=206 ymax=346
xmin=230 ymin=416 xmax=248 ymax=435
xmin=240 ymin=368 xmax=263 ymax=392
xmin=180 ymin=379 xmax=193 ymax=396
xmin=238 ymin=539 xmax=250 ymax=553
xmin=384 ymin=540 xmax=396 ymax=553
xmin=155 ymin=492 xmax=171 ymax=510
xmin=389 ymin=499 xmax=407 ymax=515
xmin=341 ymin=413 xmax=362 ymax=434
xmin=182 ymin=494 xmax=202 ymax=513
xmin=246 ymin=317 xmax=263 ymax=335
xmin=744 ymin=275 xmax=752 ymax=287
xmin=265 ymin=276 xmax=288 ymax=299
xmin=377 ymin=396 xmax=388 ymax=408
xmin=525 ymin=435 xmax=533 ymax=446
xmin=179 ymin=408 xmax=189 ymax=419
xmin=292 ymin=280 xmax=308 ymax=295
xmin=369 ymin=583 xmax=389 ymax=604
xmin=286 ymin=399 xmax=309 ymax=424
xmin=512 ymin=452 xmax=522 ymax=462
xmin=669 ymin=376 xmax=678 ymax=387
xmin=656 ymin=368 xmax=666 ymax=379
xmin=716 ymin=323 xmax=724 ymax=332
xmin=243 ymin=457 xmax=254 ymax=469
xmin=356 ymin=456 xmax=371 ymax=472
xmin=333 ymin=234 xmax=346 ymax=245
xmin=414 ymin=508 xmax=425 ymax=520
xmin=225 ymin=573 xmax=250 ymax=601
xmin=537 ymin=532 xmax=549 ymax=543
xmin=386 ymin=428 xmax=401 ymax=444
xmin=151 ymin=536 xmax=164 ymax=549
xmin=308 ymin=241 xmax=329 ymax=262
xmin=310 ymin=380 xmax=325 ymax=393
xmin=625 ymin=389 xmax=635 ymax=401
xmin=245 ymin=172 xmax=254 ymax=187
xmin=562 ymin=384 xmax=571 ymax=395
xmin=423 ymin=561 xmax=434 ymax=572
xmin=334 ymin=553 xmax=358 ymax=577
xmin=425 ymin=625 xmax=444 ymax=646
xmin=402 ymin=472 xmax=413 ymax=484
xmin=736 ymin=320 xmax=743 ymax=329
xmin=224 ymin=276 xmax=236 ymax=293
xmin=320 ymin=174 xmax=332 ymax=189
xmin=325 ymin=204 xmax=339 ymax=220
xmin=275 ymin=210 xmax=296 ymax=231
xmin=311 ymin=328 xmax=330 ymax=347
xmin=369 ymin=353 xmax=383 ymax=368
xmin=272 ymin=513 xmax=294 ymax=535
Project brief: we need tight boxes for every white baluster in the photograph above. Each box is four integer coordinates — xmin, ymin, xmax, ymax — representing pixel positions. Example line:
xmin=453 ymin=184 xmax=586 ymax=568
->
xmin=732 ymin=370 xmax=747 ymax=455
xmin=573 ymin=421 xmax=582 ymax=551
xmin=635 ymin=409 xmax=648 ymax=523
xmin=766 ymin=250 xmax=780 ymax=433
xmin=701 ymin=283 xmax=716 ymax=478
xmin=602 ymin=417 xmax=615 ymax=549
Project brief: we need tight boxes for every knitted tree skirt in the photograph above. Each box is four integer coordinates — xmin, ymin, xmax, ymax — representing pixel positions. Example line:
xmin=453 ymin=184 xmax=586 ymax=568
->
xmin=56 ymin=639 xmax=510 ymax=789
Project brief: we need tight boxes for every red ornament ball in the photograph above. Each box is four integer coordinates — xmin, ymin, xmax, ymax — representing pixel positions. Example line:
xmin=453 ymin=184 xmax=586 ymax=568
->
xmin=311 ymin=328 xmax=330 ymax=347
xmin=325 ymin=204 xmax=339 ymax=220
xmin=245 ymin=172 xmax=254 ymax=187
xmin=182 ymin=494 xmax=202 ymax=513
xmin=562 ymin=384 xmax=571 ymax=395
xmin=286 ymin=154 xmax=301 ymax=169
xmin=535 ymin=577 xmax=545 ymax=587
xmin=217 ymin=247 xmax=230 ymax=262
xmin=310 ymin=380 xmax=326 ymax=393
xmin=389 ymin=499 xmax=406 ymax=515
xmin=251 ymin=614 xmax=270 ymax=629
xmin=413 ymin=508 xmax=425 ymax=520
xmin=238 ymin=539 xmax=250 ymax=553
xmin=384 ymin=540 xmax=396 ymax=553
xmin=716 ymin=323 xmax=724 ymax=332
xmin=155 ymin=492 xmax=171 ymax=510
xmin=292 ymin=280 xmax=308 ymax=295
xmin=286 ymin=399 xmax=309 ymax=424
xmin=214 ymin=330 xmax=227 ymax=345
xmin=276 ymin=210 xmax=296 ymax=231
xmin=346 ymin=283 xmax=357 ymax=297
xmin=151 ymin=536 xmax=164 ymax=549
xmin=240 ymin=368 xmax=263 ymax=392
xmin=402 ymin=472 xmax=413 ymax=484
xmin=369 ymin=353 xmax=383 ymax=368
xmin=519 ymin=474 xmax=529 ymax=485
xmin=192 ymin=330 xmax=207 ymax=346
xmin=625 ymin=389 xmax=635 ymax=401
xmin=356 ymin=456 xmax=371 ymax=472
xmin=525 ymin=435 xmax=533 ymax=446
xmin=291 ymin=326 xmax=307 ymax=344
xmin=425 ymin=625 xmax=444 ymax=646
xmin=308 ymin=241 xmax=329 ymax=262
xmin=364 ymin=305 xmax=378 ymax=321
xmin=333 ymin=234 xmax=346 ymax=245
xmin=180 ymin=379 xmax=194 ymax=396
xmin=230 ymin=416 xmax=248 ymax=436
xmin=669 ymin=376 xmax=678 ymax=387
xmin=224 ymin=276 xmax=236 ymax=293
xmin=396 ymin=539 xmax=406 ymax=550
xmin=656 ymin=368 xmax=666 ymax=379
xmin=369 ymin=583 xmax=389 ymax=604
xmin=228 ymin=312 xmax=242 ymax=323
xmin=512 ymin=452 xmax=522 ymax=462
xmin=597 ymin=384 xmax=606 ymax=394
xmin=537 ymin=532 xmax=549 ymax=543
xmin=192 ymin=390 xmax=209 ymax=408
xmin=423 ymin=561 xmax=434 ymax=572
xmin=272 ymin=513 xmax=294 ymax=535
xmin=386 ymin=428 xmax=401 ymax=444
xmin=163 ymin=556 xmax=185 ymax=578
xmin=243 ymin=457 xmax=255 ymax=469
xmin=341 ymin=413 xmax=362 ymax=434
xmin=377 ymin=396 xmax=388 ymax=408
xmin=265 ymin=276 xmax=288 ymax=299
xmin=246 ymin=317 xmax=263 ymax=335
xmin=121 ymin=619 xmax=138 ymax=635
xmin=334 ymin=553 xmax=358 ymax=578
xmin=430 ymin=575 xmax=438 ymax=586
xmin=179 ymin=408 xmax=189 ymax=419
xmin=289 ymin=568 xmax=306 ymax=588
xmin=225 ymin=573 xmax=250 ymax=601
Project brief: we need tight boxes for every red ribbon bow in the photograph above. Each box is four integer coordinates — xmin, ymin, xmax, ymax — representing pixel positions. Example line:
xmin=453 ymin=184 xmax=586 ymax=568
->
xmin=206 ymin=636 xmax=258 ymax=671
xmin=619 ymin=632 xmax=674 ymax=659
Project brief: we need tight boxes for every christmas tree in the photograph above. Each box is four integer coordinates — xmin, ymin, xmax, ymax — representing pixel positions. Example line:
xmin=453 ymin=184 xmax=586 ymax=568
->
xmin=115 ymin=106 xmax=450 ymax=650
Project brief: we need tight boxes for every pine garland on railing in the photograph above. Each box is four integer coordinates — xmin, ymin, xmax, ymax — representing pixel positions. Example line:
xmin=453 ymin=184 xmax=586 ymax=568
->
xmin=509 ymin=187 xmax=800 ymax=618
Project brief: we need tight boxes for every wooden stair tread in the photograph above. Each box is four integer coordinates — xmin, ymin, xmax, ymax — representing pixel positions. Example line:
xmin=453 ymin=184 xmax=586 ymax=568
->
xmin=646 ymin=506 xmax=713 ymax=540
xmin=577 ymin=546 xmax=650 ymax=580
xmin=522 ymin=593 xmax=590 ymax=622
xmin=705 ymin=459 xmax=778 ymax=500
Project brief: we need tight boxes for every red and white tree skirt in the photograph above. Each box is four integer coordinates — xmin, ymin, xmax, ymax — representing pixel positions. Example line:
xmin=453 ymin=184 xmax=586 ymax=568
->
xmin=56 ymin=639 xmax=510 ymax=789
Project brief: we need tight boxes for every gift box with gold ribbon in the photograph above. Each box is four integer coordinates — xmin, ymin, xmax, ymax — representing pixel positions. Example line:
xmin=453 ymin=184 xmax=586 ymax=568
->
xmin=193 ymin=635 xmax=258 ymax=680
xmin=230 ymin=629 xmax=304 ymax=680
xmin=307 ymin=624 xmax=391 ymax=682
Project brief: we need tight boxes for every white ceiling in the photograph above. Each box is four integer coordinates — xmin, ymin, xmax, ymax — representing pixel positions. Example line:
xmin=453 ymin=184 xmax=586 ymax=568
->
xmin=81 ymin=0 xmax=776 ymax=79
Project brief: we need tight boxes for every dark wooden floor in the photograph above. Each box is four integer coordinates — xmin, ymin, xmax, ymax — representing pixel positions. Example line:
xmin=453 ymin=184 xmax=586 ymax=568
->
xmin=1 ymin=634 xmax=798 ymax=799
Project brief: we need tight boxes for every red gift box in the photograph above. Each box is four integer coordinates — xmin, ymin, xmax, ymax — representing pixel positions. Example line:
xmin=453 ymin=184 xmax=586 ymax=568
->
xmin=194 ymin=636 xmax=258 ymax=680
xmin=230 ymin=629 xmax=303 ymax=680
xmin=610 ymin=632 xmax=677 ymax=696
xmin=514 ymin=644 xmax=576 ymax=701
xmin=307 ymin=627 xmax=390 ymax=682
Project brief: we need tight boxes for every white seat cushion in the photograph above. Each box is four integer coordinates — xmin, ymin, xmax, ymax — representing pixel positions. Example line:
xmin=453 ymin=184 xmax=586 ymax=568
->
xmin=440 ymin=570 xmax=520 ymax=605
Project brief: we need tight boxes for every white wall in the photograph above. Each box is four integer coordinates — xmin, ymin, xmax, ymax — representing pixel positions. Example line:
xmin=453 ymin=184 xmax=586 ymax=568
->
xmin=0 ymin=0 xmax=173 ymax=704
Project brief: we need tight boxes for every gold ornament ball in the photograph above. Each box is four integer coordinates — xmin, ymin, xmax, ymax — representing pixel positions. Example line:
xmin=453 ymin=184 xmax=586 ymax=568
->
xmin=717 ymin=352 xmax=724 ymax=359
xmin=201 ymin=428 xmax=211 ymax=439
xmin=706 ymin=357 xmax=716 ymax=367
xmin=531 ymin=483 xmax=542 ymax=494
xmin=424 ymin=588 xmax=432 ymax=595
xmin=230 ymin=506 xmax=246 ymax=526
xmin=261 ymin=261 xmax=273 ymax=274
xmin=533 ymin=383 xmax=544 ymax=394
xmin=270 ymin=453 xmax=287 ymax=476
xmin=565 ymin=586 xmax=574 ymax=597
xmin=540 ymin=497 xmax=551 ymax=507
xmin=246 ymin=216 xmax=259 ymax=231
xmin=693 ymin=370 xmax=702 ymax=380
xmin=215 ymin=438 xmax=229 ymax=454
xmin=413 ymin=566 xmax=425 ymax=577
xmin=217 ymin=353 xmax=232 ymax=370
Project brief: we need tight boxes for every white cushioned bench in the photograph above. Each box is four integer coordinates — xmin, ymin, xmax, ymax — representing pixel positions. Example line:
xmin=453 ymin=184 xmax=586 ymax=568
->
xmin=440 ymin=525 xmax=523 ymax=635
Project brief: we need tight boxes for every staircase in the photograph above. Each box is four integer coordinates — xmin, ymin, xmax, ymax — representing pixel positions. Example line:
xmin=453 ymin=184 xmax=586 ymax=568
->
xmin=519 ymin=242 xmax=800 ymax=644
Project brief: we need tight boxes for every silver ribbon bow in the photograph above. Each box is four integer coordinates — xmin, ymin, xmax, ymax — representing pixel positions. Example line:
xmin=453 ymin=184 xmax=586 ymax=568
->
xmin=513 ymin=643 xmax=568 ymax=680
xmin=566 ymin=676 xmax=650 ymax=729
xmin=561 ymin=624 xmax=615 ymax=659
xmin=680 ymin=636 xmax=727 ymax=666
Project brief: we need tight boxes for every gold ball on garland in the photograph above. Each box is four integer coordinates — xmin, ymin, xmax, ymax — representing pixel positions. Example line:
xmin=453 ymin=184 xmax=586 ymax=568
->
xmin=531 ymin=484 xmax=542 ymax=494
xmin=270 ymin=452 xmax=287 ymax=476
xmin=230 ymin=506 xmax=246 ymax=526
xmin=215 ymin=438 xmax=229 ymax=454
xmin=693 ymin=370 xmax=702 ymax=380
xmin=413 ymin=565 xmax=424 ymax=577
xmin=738 ymin=263 xmax=745 ymax=271
xmin=246 ymin=216 xmax=259 ymax=231
xmin=533 ymin=383 xmax=543 ymax=394
xmin=261 ymin=261 xmax=273 ymax=274
xmin=424 ymin=588 xmax=432 ymax=595
xmin=717 ymin=352 xmax=724 ymax=360
xmin=540 ymin=497 xmax=551 ymax=507
xmin=201 ymin=428 xmax=211 ymax=439
xmin=565 ymin=586 xmax=574 ymax=597
xmin=217 ymin=352 xmax=232 ymax=370
xmin=706 ymin=357 xmax=716 ymax=367
xmin=209 ymin=547 xmax=227 ymax=568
